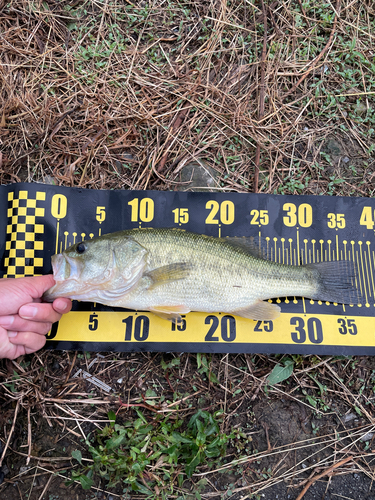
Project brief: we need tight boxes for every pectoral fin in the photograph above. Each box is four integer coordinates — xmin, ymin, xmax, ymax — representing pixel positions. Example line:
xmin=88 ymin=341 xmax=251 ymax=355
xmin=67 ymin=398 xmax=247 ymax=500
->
xmin=150 ymin=305 xmax=191 ymax=321
xmin=234 ymin=301 xmax=281 ymax=320
xmin=146 ymin=262 xmax=191 ymax=291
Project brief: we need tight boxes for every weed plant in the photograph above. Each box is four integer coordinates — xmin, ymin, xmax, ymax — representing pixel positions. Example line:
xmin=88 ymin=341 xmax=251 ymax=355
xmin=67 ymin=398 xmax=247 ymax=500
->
xmin=70 ymin=409 xmax=234 ymax=495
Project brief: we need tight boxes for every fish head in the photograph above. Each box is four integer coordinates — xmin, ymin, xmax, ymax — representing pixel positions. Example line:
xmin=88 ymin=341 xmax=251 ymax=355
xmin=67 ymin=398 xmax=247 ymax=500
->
xmin=43 ymin=233 xmax=148 ymax=303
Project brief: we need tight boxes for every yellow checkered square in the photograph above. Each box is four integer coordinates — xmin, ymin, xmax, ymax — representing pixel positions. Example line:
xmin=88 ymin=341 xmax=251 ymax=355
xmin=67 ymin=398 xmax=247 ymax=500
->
xmin=26 ymin=215 xmax=36 ymax=225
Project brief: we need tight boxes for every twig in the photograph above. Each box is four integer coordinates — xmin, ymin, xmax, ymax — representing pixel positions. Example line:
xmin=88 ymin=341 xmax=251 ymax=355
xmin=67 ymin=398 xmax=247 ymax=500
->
xmin=254 ymin=0 xmax=268 ymax=193
xmin=295 ymin=456 xmax=354 ymax=500
xmin=37 ymin=473 xmax=53 ymax=500
xmin=0 ymin=399 xmax=20 ymax=467
xmin=156 ymin=104 xmax=191 ymax=172
xmin=26 ymin=407 xmax=32 ymax=466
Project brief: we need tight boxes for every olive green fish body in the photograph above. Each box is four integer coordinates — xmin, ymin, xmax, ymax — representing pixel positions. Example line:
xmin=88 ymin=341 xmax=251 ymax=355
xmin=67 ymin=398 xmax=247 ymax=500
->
xmin=114 ymin=229 xmax=317 ymax=313
xmin=44 ymin=228 xmax=358 ymax=320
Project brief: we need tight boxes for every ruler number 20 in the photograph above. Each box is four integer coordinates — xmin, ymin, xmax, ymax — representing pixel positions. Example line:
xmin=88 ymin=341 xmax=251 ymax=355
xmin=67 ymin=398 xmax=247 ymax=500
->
xmin=205 ymin=315 xmax=236 ymax=342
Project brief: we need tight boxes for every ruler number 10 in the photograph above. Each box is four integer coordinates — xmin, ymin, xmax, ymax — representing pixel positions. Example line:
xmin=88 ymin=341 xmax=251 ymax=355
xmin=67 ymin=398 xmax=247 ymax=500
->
xmin=123 ymin=316 xmax=150 ymax=341
xmin=128 ymin=198 xmax=154 ymax=222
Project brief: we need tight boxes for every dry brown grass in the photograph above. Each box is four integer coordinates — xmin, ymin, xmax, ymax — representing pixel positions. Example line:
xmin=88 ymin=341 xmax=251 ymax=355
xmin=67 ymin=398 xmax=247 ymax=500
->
xmin=1 ymin=0 xmax=375 ymax=194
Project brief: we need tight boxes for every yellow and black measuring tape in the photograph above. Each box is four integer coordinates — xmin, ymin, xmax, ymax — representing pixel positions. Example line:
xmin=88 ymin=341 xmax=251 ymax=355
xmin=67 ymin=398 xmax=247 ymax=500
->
xmin=0 ymin=183 xmax=374 ymax=355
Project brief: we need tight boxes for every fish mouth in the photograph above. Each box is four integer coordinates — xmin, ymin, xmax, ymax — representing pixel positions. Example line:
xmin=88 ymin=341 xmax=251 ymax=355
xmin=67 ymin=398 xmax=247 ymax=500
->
xmin=52 ymin=253 xmax=81 ymax=281
xmin=43 ymin=253 xmax=83 ymax=301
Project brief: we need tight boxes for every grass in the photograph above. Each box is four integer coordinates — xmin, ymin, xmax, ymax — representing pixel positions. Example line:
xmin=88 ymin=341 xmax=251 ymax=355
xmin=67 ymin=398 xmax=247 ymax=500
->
xmin=1 ymin=0 xmax=375 ymax=499
xmin=1 ymin=0 xmax=375 ymax=194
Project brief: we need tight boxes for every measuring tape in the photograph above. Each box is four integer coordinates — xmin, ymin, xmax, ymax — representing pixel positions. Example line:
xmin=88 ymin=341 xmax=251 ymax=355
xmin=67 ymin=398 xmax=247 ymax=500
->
xmin=1 ymin=183 xmax=374 ymax=355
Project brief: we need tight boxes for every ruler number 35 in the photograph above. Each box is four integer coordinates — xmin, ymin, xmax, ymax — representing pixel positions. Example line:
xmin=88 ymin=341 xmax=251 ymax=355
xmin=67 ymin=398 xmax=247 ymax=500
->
xmin=337 ymin=318 xmax=357 ymax=335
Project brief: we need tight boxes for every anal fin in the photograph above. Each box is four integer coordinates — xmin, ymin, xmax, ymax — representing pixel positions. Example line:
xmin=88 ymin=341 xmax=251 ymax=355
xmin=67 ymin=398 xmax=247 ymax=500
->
xmin=234 ymin=301 xmax=280 ymax=320
xmin=150 ymin=305 xmax=191 ymax=321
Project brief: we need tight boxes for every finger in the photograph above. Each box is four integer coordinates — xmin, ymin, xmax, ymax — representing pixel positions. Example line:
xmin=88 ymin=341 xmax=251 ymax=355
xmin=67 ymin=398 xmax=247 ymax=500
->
xmin=19 ymin=303 xmax=63 ymax=324
xmin=10 ymin=275 xmax=56 ymax=301
xmin=0 ymin=315 xmax=52 ymax=335
xmin=53 ymin=298 xmax=72 ymax=314
xmin=7 ymin=330 xmax=47 ymax=353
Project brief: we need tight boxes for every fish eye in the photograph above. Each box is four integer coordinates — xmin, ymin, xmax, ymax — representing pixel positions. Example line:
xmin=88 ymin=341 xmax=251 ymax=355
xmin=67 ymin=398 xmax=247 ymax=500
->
xmin=76 ymin=243 xmax=86 ymax=254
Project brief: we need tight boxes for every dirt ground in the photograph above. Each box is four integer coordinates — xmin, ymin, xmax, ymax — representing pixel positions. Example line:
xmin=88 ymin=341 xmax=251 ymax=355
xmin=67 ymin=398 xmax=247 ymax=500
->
xmin=0 ymin=351 xmax=374 ymax=500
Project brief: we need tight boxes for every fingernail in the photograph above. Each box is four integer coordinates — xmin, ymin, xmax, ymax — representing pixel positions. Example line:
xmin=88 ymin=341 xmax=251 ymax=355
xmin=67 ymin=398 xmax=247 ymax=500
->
xmin=55 ymin=299 xmax=70 ymax=312
xmin=19 ymin=305 xmax=37 ymax=319
xmin=7 ymin=331 xmax=18 ymax=338
xmin=0 ymin=316 xmax=14 ymax=327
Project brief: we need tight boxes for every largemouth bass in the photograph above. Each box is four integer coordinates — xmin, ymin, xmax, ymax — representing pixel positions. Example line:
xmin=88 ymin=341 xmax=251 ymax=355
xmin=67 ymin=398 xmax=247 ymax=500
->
xmin=43 ymin=228 xmax=358 ymax=320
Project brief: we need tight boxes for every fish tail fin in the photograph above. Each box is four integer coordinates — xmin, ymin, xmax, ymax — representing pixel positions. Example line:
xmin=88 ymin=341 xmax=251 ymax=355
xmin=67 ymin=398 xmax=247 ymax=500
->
xmin=307 ymin=260 xmax=360 ymax=305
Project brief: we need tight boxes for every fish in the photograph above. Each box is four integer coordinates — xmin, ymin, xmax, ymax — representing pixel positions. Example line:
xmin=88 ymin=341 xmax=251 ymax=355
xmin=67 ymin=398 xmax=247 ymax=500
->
xmin=43 ymin=228 xmax=359 ymax=321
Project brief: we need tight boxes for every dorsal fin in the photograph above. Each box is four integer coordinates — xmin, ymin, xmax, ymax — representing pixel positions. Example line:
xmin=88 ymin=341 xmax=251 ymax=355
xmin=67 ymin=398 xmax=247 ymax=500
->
xmin=220 ymin=236 xmax=268 ymax=259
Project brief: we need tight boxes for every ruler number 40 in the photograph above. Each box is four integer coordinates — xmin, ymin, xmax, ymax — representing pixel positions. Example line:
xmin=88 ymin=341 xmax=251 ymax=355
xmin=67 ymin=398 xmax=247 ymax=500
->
xmin=360 ymin=206 xmax=375 ymax=229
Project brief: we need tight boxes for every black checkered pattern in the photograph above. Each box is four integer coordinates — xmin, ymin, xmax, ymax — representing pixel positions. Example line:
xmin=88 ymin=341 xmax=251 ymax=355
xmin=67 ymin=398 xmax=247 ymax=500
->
xmin=4 ymin=191 xmax=45 ymax=277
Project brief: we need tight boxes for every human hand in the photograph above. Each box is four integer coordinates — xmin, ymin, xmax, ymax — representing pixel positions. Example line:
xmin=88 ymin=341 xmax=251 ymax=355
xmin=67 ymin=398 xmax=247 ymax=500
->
xmin=0 ymin=275 xmax=72 ymax=360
